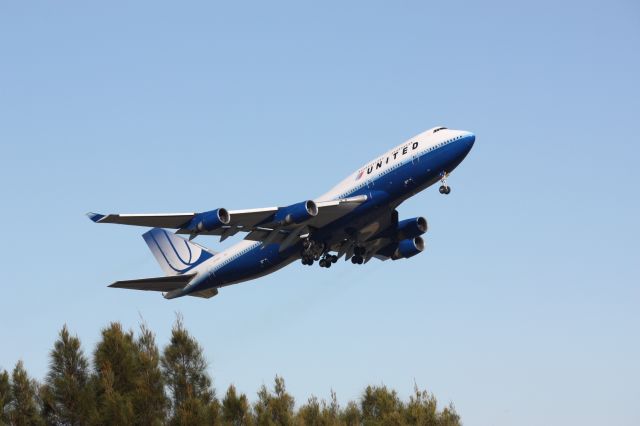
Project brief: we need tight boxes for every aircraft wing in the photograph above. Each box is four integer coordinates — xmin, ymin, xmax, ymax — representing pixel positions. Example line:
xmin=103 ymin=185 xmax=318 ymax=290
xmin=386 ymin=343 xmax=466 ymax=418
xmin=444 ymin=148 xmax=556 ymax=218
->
xmin=88 ymin=212 xmax=198 ymax=228
xmin=87 ymin=209 xmax=278 ymax=238
xmin=88 ymin=195 xmax=367 ymax=244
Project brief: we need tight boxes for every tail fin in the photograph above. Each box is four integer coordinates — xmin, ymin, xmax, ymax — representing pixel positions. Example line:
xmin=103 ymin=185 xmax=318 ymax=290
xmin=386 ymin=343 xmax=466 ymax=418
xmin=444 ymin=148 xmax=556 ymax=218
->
xmin=142 ymin=228 xmax=215 ymax=276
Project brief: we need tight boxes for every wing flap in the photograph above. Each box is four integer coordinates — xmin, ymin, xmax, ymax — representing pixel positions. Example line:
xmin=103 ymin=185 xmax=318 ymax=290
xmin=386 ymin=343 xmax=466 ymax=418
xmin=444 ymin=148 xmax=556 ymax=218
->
xmin=244 ymin=228 xmax=289 ymax=244
xmin=306 ymin=195 xmax=368 ymax=228
xmin=226 ymin=207 xmax=279 ymax=228
xmin=108 ymin=274 xmax=196 ymax=292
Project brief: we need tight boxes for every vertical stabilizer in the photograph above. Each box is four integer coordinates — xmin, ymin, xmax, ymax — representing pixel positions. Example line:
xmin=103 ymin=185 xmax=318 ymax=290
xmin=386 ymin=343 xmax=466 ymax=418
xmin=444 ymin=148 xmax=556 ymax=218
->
xmin=142 ymin=228 xmax=215 ymax=276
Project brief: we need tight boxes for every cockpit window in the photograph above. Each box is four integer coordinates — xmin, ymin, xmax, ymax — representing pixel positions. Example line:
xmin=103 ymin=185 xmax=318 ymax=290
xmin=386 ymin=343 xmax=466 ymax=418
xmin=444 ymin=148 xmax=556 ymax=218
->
xmin=433 ymin=127 xmax=447 ymax=133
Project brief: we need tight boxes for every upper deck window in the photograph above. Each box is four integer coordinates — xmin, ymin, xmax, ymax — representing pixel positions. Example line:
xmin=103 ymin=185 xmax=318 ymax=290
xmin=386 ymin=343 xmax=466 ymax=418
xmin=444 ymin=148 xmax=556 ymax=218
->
xmin=433 ymin=127 xmax=447 ymax=133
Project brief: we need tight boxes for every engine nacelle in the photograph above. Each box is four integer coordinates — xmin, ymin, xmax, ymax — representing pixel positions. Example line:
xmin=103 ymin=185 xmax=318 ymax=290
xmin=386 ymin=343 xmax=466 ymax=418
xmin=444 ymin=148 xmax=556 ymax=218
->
xmin=189 ymin=208 xmax=230 ymax=232
xmin=274 ymin=200 xmax=318 ymax=225
xmin=392 ymin=237 xmax=425 ymax=260
xmin=397 ymin=216 xmax=428 ymax=240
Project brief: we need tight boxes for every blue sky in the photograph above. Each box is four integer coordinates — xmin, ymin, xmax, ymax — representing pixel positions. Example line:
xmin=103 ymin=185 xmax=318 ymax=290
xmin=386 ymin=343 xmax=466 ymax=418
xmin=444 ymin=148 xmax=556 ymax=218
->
xmin=1 ymin=1 xmax=639 ymax=425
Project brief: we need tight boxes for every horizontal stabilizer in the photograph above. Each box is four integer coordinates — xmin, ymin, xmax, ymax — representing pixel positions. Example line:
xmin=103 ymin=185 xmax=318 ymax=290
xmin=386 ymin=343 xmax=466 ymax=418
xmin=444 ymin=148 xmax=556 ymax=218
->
xmin=108 ymin=273 xmax=196 ymax=292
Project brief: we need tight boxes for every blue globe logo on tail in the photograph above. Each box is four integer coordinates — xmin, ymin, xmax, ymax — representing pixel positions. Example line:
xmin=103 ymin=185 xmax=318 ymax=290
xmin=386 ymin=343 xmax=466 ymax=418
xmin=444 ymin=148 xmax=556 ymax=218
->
xmin=142 ymin=228 xmax=214 ymax=276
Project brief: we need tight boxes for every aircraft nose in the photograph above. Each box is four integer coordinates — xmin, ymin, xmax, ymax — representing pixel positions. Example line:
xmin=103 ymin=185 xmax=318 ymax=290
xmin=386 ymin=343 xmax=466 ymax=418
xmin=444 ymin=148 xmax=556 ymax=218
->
xmin=465 ymin=132 xmax=475 ymax=149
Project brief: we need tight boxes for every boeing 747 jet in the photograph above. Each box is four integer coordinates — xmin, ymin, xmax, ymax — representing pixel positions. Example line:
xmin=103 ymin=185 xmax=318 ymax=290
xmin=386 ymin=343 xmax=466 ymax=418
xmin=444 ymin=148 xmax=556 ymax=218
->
xmin=88 ymin=126 xmax=475 ymax=299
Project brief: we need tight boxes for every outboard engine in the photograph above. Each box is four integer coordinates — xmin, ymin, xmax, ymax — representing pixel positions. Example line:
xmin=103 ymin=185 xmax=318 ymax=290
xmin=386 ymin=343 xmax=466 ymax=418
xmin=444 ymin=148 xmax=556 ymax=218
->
xmin=392 ymin=236 xmax=425 ymax=260
xmin=187 ymin=208 xmax=231 ymax=233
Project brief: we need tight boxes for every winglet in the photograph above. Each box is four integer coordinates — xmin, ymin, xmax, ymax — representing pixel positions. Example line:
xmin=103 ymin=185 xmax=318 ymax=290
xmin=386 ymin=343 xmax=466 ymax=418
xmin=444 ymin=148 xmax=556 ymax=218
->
xmin=86 ymin=212 xmax=106 ymax=223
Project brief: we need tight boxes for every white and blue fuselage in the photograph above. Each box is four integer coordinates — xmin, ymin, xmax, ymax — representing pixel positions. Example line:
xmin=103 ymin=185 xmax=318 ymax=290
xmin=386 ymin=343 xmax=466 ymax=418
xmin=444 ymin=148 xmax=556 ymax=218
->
xmin=177 ymin=127 xmax=475 ymax=297
xmin=90 ymin=126 xmax=475 ymax=299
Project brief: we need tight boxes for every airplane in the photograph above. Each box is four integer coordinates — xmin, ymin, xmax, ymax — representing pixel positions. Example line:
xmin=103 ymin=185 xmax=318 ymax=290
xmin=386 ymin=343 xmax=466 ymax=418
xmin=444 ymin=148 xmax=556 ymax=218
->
xmin=88 ymin=126 xmax=475 ymax=300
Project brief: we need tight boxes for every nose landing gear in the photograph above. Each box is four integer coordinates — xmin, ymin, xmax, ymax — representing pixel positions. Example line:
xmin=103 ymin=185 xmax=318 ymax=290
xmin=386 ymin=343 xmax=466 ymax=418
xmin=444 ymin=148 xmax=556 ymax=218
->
xmin=438 ymin=171 xmax=451 ymax=195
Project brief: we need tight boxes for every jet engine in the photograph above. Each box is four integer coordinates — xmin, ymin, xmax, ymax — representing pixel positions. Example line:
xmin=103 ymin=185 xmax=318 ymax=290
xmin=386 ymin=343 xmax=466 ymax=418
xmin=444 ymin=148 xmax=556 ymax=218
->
xmin=397 ymin=216 xmax=428 ymax=240
xmin=392 ymin=236 xmax=425 ymax=260
xmin=274 ymin=200 xmax=318 ymax=225
xmin=189 ymin=208 xmax=231 ymax=232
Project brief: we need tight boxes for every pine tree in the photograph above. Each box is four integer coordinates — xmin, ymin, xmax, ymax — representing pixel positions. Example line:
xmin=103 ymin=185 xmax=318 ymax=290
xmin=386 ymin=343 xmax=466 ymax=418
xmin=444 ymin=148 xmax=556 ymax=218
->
xmin=133 ymin=323 xmax=168 ymax=425
xmin=340 ymin=401 xmax=361 ymax=426
xmin=254 ymin=376 xmax=294 ymax=426
xmin=296 ymin=395 xmax=322 ymax=425
xmin=323 ymin=390 xmax=341 ymax=425
xmin=8 ymin=361 xmax=43 ymax=426
xmin=295 ymin=391 xmax=346 ymax=426
xmin=93 ymin=322 xmax=139 ymax=424
xmin=97 ymin=361 xmax=134 ymax=425
xmin=0 ymin=369 xmax=10 ymax=424
xmin=360 ymin=385 xmax=403 ymax=425
xmin=436 ymin=403 xmax=460 ymax=426
xmin=40 ymin=325 xmax=95 ymax=425
xmin=222 ymin=384 xmax=252 ymax=426
xmin=404 ymin=384 xmax=438 ymax=425
xmin=161 ymin=315 xmax=216 ymax=425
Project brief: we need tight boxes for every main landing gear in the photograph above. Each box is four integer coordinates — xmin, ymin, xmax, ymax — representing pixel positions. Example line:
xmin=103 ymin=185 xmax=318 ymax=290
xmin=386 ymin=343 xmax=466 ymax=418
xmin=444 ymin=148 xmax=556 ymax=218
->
xmin=301 ymin=238 xmax=337 ymax=267
xmin=319 ymin=254 xmax=338 ymax=268
xmin=301 ymin=238 xmax=324 ymax=266
xmin=301 ymin=253 xmax=338 ymax=268
xmin=300 ymin=239 xmax=366 ymax=268
xmin=439 ymin=171 xmax=451 ymax=195
xmin=350 ymin=246 xmax=365 ymax=264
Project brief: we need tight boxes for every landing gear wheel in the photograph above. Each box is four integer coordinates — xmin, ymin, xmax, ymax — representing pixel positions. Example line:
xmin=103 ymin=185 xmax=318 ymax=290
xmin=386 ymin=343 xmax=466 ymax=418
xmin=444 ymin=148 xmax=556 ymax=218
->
xmin=331 ymin=255 xmax=338 ymax=263
xmin=319 ymin=259 xmax=327 ymax=268
xmin=351 ymin=255 xmax=364 ymax=264
xmin=439 ymin=172 xmax=451 ymax=195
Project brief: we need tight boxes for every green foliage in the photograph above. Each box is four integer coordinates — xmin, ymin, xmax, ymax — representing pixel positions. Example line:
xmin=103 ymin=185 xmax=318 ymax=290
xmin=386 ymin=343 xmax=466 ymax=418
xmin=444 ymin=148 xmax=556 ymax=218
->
xmin=0 ymin=369 xmax=10 ymax=425
xmin=296 ymin=395 xmax=322 ymax=425
xmin=8 ymin=361 xmax=43 ymax=426
xmin=161 ymin=315 xmax=216 ymax=425
xmin=40 ymin=325 xmax=96 ymax=425
xmin=360 ymin=385 xmax=404 ymax=425
xmin=222 ymin=384 xmax=253 ymax=426
xmin=341 ymin=401 xmax=361 ymax=426
xmin=254 ymin=376 xmax=295 ymax=426
xmin=98 ymin=360 xmax=134 ymax=424
xmin=93 ymin=322 xmax=138 ymax=423
xmin=437 ymin=403 xmax=461 ymax=426
xmin=93 ymin=322 xmax=169 ymax=425
xmin=295 ymin=391 xmax=341 ymax=426
xmin=404 ymin=385 xmax=438 ymax=425
xmin=133 ymin=323 xmax=169 ymax=425
xmin=2 ymin=319 xmax=462 ymax=425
